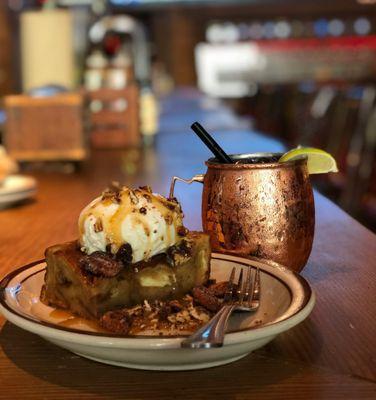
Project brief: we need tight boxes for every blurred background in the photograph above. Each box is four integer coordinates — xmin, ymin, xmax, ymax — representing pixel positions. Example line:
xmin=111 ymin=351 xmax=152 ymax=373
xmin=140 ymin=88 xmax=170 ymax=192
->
xmin=0 ymin=0 xmax=375 ymax=231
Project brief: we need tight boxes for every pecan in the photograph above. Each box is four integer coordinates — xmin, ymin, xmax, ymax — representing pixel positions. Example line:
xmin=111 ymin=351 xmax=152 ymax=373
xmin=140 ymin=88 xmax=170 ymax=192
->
xmin=166 ymin=240 xmax=191 ymax=266
xmin=102 ymin=182 xmax=122 ymax=203
xmin=168 ymin=300 xmax=183 ymax=313
xmin=139 ymin=207 xmax=147 ymax=214
xmin=166 ymin=203 xmax=177 ymax=211
xmin=143 ymin=194 xmax=152 ymax=202
xmin=192 ymin=286 xmax=221 ymax=312
xmin=139 ymin=185 xmax=152 ymax=193
xmin=99 ymin=310 xmax=132 ymax=334
xmin=128 ymin=189 xmax=139 ymax=205
xmin=158 ymin=305 xmax=172 ymax=321
xmin=93 ymin=218 xmax=103 ymax=233
xmin=79 ymin=252 xmax=123 ymax=277
xmin=207 ymin=281 xmax=228 ymax=297
xmin=116 ymin=243 xmax=133 ymax=265
xmin=164 ymin=214 xmax=173 ymax=225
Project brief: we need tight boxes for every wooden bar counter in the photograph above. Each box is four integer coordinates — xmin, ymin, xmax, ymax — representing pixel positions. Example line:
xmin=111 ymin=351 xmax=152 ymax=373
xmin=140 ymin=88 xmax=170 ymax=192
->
xmin=0 ymin=91 xmax=375 ymax=399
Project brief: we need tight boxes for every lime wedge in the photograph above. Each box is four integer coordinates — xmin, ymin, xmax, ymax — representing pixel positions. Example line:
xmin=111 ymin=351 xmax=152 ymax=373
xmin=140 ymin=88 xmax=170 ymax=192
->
xmin=279 ymin=147 xmax=339 ymax=174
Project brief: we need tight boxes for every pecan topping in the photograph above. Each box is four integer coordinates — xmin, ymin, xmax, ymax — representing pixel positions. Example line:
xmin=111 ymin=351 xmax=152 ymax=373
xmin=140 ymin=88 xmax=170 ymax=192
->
xmin=128 ymin=189 xmax=139 ymax=205
xmin=99 ymin=310 xmax=132 ymax=334
xmin=207 ymin=281 xmax=228 ymax=297
xmin=139 ymin=207 xmax=147 ymax=214
xmin=98 ymin=292 xmax=220 ymax=335
xmin=116 ymin=243 xmax=133 ymax=265
xmin=102 ymin=182 xmax=122 ymax=203
xmin=79 ymin=252 xmax=123 ymax=278
xmin=93 ymin=219 xmax=103 ymax=233
xmin=164 ymin=214 xmax=173 ymax=225
xmin=143 ymin=193 xmax=152 ymax=202
xmin=166 ymin=240 xmax=191 ymax=266
xmin=192 ymin=286 xmax=221 ymax=312
xmin=169 ymin=300 xmax=183 ymax=312
xmin=166 ymin=203 xmax=177 ymax=211
xmin=158 ymin=305 xmax=172 ymax=321
xmin=139 ymin=185 xmax=152 ymax=193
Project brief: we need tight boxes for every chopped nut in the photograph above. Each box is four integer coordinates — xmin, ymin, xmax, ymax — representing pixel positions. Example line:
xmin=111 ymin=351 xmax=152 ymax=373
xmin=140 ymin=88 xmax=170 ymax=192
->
xmin=143 ymin=194 xmax=152 ymax=202
xmin=166 ymin=203 xmax=177 ymax=211
xmin=164 ymin=214 xmax=173 ymax=225
xmin=102 ymin=182 xmax=122 ymax=203
xmin=97 ymin=279 xmax=232 ymax=336
xmin=166 ymin=240 xmax=192 ymax=266
xmin=143 ymin=300 xmax=151 ymax=311
xmin=175 ymin=313 xmax=187 ymax=323
xmin=93 ymin=219 xmax=103 ymax=233
xmin=139 ymin=185 xmax=152 ymax=193
xmin=192 ymin=286 xmax=221 ymax=312
xmin=129 ymin=189 xmax=139 ymax=205
xmin=158 ymin=305 xmax=172 ymax=321
xmin=169 ymin=300 xmax=182 ymax=313
xmin=100 ymin=309 xmax=131 ymax=334
xmin=207 ymin=281 xmax=228 ymax=297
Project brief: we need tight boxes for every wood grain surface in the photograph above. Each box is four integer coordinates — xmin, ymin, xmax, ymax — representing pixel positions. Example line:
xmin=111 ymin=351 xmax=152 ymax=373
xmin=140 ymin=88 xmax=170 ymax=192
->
xmin=0 ymin=91 xmax=375 ymax=399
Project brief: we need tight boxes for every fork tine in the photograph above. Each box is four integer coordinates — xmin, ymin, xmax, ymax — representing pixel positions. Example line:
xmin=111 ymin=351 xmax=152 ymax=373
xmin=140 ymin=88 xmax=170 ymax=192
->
xmin=223 ymin=267 xmax=236 ymax=303
xmin=236 ymin=269 xmax=244 ymax=302
xmin=250 ymin=268 xmax=261 ymax=307
xmin=242 ymin=267 xmax=252 ymax=306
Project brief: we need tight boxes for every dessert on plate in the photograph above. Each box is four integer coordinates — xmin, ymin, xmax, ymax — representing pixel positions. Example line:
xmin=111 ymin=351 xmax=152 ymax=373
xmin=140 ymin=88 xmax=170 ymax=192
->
xmin=41 ymin=183 xmax=227 ymax=335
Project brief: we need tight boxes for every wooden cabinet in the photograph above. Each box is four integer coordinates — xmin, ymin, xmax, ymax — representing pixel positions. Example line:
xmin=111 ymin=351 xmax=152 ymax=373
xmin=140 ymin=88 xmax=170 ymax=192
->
xmin=87 ymin=85 xmax=140 ymax=149
xmin=4 ymin=93 xmax=86 ymax=161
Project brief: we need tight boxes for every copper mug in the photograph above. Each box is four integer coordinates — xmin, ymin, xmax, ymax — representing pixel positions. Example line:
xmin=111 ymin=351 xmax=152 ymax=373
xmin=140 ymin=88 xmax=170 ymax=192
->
xmin=170 ymin=153 xmax=315 ymax=272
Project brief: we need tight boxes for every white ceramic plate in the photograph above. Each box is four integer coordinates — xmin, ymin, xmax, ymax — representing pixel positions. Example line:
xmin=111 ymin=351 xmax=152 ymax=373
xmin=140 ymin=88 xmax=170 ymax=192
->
xmin=0 ymin=175 xmax=37 ymax=208
xmin=0 ymin=254 xmax=315 ymax=371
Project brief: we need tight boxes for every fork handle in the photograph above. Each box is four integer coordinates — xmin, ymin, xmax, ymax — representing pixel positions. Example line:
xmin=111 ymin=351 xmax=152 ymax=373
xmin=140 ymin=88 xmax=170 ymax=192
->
xmin=181 ymin=305 xmax=236 ymax=349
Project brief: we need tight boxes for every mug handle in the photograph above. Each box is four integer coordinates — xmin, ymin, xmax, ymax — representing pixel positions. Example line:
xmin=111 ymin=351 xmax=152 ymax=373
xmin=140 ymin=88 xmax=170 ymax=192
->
xmin=169 ymin=174 xmax=205 ymax=199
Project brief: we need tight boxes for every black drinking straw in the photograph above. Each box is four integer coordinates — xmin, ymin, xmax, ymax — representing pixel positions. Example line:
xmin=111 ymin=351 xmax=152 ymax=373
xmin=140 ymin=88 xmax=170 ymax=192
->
xmin=191 ymin=122 xmax=233 ymax=164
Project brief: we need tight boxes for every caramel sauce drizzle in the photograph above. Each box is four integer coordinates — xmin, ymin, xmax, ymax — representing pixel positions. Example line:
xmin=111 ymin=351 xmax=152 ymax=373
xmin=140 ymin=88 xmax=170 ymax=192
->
xmin=49 ymin=309 xmax=106 ymax=332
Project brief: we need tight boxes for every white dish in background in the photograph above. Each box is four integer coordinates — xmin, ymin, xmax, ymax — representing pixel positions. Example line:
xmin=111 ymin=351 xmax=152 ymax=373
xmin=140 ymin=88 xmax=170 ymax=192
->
xmin=0 ymin=253 xmax=315 ymax=371
xmin=0 ymin=175 xmax=37 ymax=208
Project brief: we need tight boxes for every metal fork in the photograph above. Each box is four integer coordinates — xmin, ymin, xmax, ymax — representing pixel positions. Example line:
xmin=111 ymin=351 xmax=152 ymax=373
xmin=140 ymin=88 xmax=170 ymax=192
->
xmin=181 ymin=267 xmax=260 ymax=348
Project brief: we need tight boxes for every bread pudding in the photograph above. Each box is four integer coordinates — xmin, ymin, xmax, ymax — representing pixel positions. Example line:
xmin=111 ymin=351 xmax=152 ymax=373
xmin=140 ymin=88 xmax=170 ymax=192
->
xmin=41 ymin=184 xmax=217 ymax=334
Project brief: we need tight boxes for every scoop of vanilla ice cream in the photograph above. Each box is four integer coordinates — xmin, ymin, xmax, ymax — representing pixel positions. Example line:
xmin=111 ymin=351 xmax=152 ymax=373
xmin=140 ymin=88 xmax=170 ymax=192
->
xmin=78 ymin=185 xmax=185 ymax=263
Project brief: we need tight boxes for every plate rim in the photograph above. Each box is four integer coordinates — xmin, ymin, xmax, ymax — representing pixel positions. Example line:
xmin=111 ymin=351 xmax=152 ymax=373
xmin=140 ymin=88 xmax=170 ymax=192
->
xmin=0 ymin=174 xmax=37 ymax=195
xmin=0 ymin=254 xmax=315 ymax=349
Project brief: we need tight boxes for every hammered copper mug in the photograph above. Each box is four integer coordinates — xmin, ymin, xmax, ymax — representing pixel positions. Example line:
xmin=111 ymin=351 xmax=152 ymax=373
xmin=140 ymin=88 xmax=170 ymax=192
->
xmin=169 ymin=153 xmax=315 ymax=272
